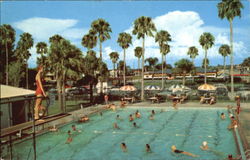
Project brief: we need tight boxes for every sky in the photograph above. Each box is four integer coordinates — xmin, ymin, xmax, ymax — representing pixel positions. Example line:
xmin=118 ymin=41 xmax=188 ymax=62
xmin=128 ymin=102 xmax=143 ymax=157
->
xmin=1 ymin=0 xmax=250 ymax=69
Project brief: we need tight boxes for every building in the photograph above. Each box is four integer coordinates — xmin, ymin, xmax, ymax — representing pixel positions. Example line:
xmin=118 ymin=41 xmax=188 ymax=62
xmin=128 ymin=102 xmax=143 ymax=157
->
xmin=0 ymin=85 xmax=35 ymax=129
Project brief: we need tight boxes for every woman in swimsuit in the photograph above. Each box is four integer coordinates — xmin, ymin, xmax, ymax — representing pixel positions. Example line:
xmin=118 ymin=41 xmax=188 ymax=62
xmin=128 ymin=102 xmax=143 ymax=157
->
xmin=171 ymin=145 xmax=199 ymax=157
xmin=34 ymin=66 xmax=47 ymax=120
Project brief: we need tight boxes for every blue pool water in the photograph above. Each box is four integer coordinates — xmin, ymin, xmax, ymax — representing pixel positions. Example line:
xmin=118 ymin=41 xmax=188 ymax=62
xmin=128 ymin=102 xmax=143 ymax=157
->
xmin=11 ymin=107 xmax=237 ymax=160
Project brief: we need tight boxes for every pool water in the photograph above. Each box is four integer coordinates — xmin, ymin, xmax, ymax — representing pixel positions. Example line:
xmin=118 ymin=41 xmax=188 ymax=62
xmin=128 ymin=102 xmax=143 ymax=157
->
xmin=11 ymin=107 xmax=237 ymax=160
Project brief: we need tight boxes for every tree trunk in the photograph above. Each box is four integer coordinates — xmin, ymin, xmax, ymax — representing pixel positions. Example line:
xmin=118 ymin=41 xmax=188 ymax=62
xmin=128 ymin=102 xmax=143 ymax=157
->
xmin=183 ymin=70 xmax=186 ymax=86
xmin=5 ymin=42 xmax=8 ymax=85
xmin=99 ymin=40 xmax=103 ymax=94
xmin=57 ymin=79 xmax=63 ymax=113
xmin=161 ymin=53 xmax=164 ymax=89
xmin=223 ymin=56 xmax=226 ymax=73
xmin=26 ymin=62 xmax=29 ymax=89
xmin=138 ymin=58 xmax=140 ymax=76
xmin=192 ymin=58 xmax=195 ymax=83
xmin=62 ymin=71 xmax=66 ymax=113
xmin=204 ymin=49 xmax=207 ymax=84
xmin=123 ymin=49 xmax=126 ymax=86
xmin=230 ymin=20 xmax=234 ymax=93
xmin=113 ymin=62 xmax=115 ymax=78
xmin=141 ymin=38 xmax=145 ymax=100
xmin=90 ymin=82 xmax=93 ymax=104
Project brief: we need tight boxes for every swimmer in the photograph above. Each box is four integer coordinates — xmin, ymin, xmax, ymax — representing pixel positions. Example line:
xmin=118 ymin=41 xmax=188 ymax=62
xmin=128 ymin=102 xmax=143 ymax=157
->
xmin=200 ymin=141 xmax=209 ymax=150
xmin=71 ymin=125 xmax=81 ymax=133
xmin=65 ymin=130 xmax=73 ymax=144
xmin=113 ymin=122 xmax=120 ymax=129
xmin=133 ymin=122 xmax=138 ymax=128
xmin=149 ymin=114 xmax=154 ymax=120
xmin=120 ymin=142 xmax=127 ymax=152
xmin=107 ymin=104 xmax=116 ymax=111
xmin=151 ymin=110 xmax=155 ymax=115
xmin=146 ymin=144 xmax=151 ymax=153
xmin=227 ymin=154 xmax=237 ymax=160
xmin=228 ymin=116 xmax=238 ymax=130
xmin=171 ymin=145 xmax=199 ymax=157
xmin=99 ymin=112 xmax=103 ymax=116
xmin=129 ymin=114 xmax=134 ymax=122
xmin=135 ymin=110 xmax=141 ymax=118
xmin=79 ymin=115 xmax=89 ymax=123
xmin=116 ymin=115 xmax=120 ymax=120
xmin=220 ymin=113 xmax=225 ymax=120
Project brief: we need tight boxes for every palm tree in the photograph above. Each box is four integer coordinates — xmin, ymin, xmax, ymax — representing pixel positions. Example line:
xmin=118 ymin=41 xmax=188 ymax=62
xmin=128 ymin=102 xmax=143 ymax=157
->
xmin=187 ymin=46 xmax=198 ymax=82
xmin=16 ymin=32 xmax=34 ymax=89
xmin=145 ymin=57 xmax=158 ymax=81
xmin=81 ymin=31 xmax=97 ymax=51
xmin=91 ymin=18 xmax=112 ymax=94
xmin=160 ymin=43 xmax=170 ymax=89
xmin=199 ymin=32 xmax=215 ymax=84
xmin=0 ymin=24 xmax=16 ymax=85
xmin=217 ymin=0 xmax=244 ymax=94
xmin=132 ymin=16 xmax=156 ymax=100
xmin=117 ymin=32 xmax=132 ymax=86
xmin=219 ymin=44 xmax=231 ymax=74
xmin=202 ymin=58 xmax=210 ymax=69
xmin=109 ymin=52 xmax=119 ymax=77
xmin=175 ymin=59 xmax=194 ymax=86
xmin=155 ymin=30 xmax=171 ymax=89
xmin=36 ymin=42 xmax=48 ymax=66
xmin=134 ymin=46 xmax=143 ymax=72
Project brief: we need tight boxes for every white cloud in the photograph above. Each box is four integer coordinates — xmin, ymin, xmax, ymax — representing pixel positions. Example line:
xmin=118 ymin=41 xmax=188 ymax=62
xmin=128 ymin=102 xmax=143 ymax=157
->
xmin=123 ymin=11 xmax=248 ymax=67
xmin=14 ymin=17 xmax=87 ymax=41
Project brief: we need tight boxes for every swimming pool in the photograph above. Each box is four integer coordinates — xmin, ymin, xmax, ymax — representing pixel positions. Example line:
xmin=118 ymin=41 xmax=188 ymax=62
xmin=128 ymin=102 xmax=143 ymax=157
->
xmin=10 ymin=107 xmax=237 ymax=160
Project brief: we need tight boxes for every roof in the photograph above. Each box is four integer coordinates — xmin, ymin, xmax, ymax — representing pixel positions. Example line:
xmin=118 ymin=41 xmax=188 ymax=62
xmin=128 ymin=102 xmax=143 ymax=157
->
xmin=195 ymin=68 xmax=217 ymax=73
xmin=146 ymin=69 xmax=172 ymax=74
xmin=0 ymin=85 xmax=35 ymax=99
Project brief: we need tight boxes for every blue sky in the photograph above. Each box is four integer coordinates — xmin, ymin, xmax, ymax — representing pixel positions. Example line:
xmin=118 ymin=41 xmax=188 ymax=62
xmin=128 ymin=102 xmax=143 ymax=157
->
xmin=1 ymin=1 xmax=250 ymax=69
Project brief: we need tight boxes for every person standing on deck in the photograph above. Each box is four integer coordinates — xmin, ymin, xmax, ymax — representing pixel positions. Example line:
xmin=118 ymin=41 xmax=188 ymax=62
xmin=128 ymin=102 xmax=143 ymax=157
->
xmin=235 ymin=96 xmax=241 ymax=115
xmin=34 ymin=66 xmax=47 ymax=120
xmin=104 ymin=94 xmax=109 ymax=105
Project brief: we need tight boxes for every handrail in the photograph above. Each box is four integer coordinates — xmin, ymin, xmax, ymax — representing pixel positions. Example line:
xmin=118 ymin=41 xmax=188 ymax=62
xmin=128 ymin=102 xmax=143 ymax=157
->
xmin=229 ymin=108 xmax=247 ymax=160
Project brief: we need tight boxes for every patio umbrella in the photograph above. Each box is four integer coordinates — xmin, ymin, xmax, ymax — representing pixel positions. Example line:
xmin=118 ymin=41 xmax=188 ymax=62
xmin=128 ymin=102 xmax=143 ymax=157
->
xmin=120 ymin=85 xmax=137 ymax=91
xmin=145 ymin=85 xmax=161 ymax=91
xmin=168 ymin=84 xmax=191 ymax=93
xmin=198 ymin=84 xmax=216 ymax=91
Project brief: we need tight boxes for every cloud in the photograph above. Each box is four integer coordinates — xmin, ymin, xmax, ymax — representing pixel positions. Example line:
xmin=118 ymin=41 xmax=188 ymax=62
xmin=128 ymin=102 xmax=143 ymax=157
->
xmin=123 ymin=11 xmax=248 ymax=67
xmin=14 ymin=17 xmax=87 ymax=41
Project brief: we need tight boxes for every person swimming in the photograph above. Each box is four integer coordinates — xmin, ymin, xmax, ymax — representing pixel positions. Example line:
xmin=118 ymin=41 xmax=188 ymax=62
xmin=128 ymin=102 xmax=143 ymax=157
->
xmin=99 ymin=112 xmax=103 ymax=116
xmin=200 ymin=141 xmax=209 ymax=150
xmin=146 ymin=144 xmax=151 ymax=153
xmin=151 ymin=110 xmax=155 ymax=115
xmin=65 ymin=130 xmax=73 ymax=144
xmin=79 ymin=115 xmax=89 ymax=123
xmin=129 ymin=114 xmax=134 ymax=121
xmin=220 ymin=113 xmax=225 ymax=120
xmin=116 ymin=114 xmax=120 ymax=120
xmin=135 ymin=110 xmax=141 ymax=118
xmin=171 ymin=145 xmax=199 ymax=157
xmin=133 ymin=122 xmax=138 ymax=128
xmin=71 ymin=125 xmax=81 ymax=133
xmin=121 ymin=142 xmax=127 ymax=152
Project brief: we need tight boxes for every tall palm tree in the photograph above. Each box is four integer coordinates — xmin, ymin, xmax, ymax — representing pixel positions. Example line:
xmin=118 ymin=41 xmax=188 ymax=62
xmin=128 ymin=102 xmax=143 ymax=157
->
xmin=91 ymin=18 xmax=112 ymax=94
xmin=0 ymin=24 xmax=16 ymax=85
xmin=199 ymin=32 xmax=215 ymax=84
xmin=109 ymin=52 xmax=119 ymax=77
xmin=132 ymin=16 xmax=156 ymax=100
xmin=16 ymin=32 xmax=34 ymax=89
xmin=187 ymin=46 xmax=198 ymax=82
xmin=217 ymin=0 xmax=243 ymax=94
xmin=161 ymin=44 xmax=171 ymax=88
xmin=175 ymin=59 xmax=194 ymax=86
xmin=117 ymin=32 xmax=132 ymax=86
xmin=145 ymin=57 xmax=158 ymax=81
xmin=134 ymin=46 xmax=143 ymax=72
xmin=155 ymin=30 xmax=171 ymax=89
xmin=202 ymin=58 xmax=210 ymax=69
xmin=219 ymin=44 xmax=231 ymax=74
xmin=36 ymin=42 xmax=48 ymax=66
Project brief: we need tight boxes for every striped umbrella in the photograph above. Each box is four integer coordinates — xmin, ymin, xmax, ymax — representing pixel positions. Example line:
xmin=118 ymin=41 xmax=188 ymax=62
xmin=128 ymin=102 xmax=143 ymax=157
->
xmin=120 ymin=85 xmax=137 ymax=91
xmin=198 ymin=84 xmax=216 ymax=91
xmin=145 ymin=85 xmax=161 ymax=91
xmin=168 ymin=84 xmax=191 ymax=93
